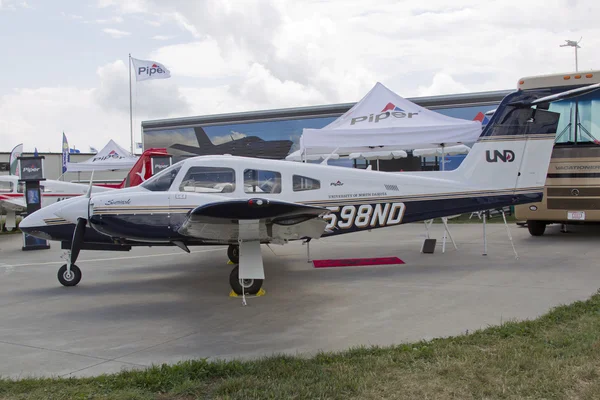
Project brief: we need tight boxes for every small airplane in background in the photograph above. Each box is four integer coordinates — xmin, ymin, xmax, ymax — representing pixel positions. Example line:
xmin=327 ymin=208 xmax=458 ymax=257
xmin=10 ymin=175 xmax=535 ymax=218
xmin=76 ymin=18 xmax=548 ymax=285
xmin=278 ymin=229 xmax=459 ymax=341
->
xmin=170 ymin=127 xmax=294 ymax=159
xmin=0 ymin=148 xmax=170 ymax=231
xmin=19 ymin=83 xmax=600 ymax=297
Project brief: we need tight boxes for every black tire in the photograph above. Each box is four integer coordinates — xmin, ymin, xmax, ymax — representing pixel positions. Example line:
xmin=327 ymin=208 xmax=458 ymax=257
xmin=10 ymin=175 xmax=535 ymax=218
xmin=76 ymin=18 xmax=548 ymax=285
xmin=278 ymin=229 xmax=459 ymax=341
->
xmin=229 ymin=265 xmax=263 ymax=295
xmin=527 ymin=220 xmax=546 ymax=236
xmin=58 ymin=264 xmax=82 ymax=287
xmin=227 ymin=244 xmax=240 ymax=264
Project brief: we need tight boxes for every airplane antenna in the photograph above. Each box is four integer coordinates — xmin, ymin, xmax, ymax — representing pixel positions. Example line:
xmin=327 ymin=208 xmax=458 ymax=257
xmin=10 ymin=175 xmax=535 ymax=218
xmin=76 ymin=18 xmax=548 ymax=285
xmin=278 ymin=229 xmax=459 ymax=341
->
xmin=560 ymin=37 xmax=582 ymax=71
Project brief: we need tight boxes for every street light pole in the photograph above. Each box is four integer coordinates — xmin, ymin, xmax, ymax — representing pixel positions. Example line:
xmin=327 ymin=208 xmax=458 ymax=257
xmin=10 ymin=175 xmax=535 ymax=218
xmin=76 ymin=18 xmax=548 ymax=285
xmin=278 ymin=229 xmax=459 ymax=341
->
xmin=560 ymin=38 xmax=582 ymax=72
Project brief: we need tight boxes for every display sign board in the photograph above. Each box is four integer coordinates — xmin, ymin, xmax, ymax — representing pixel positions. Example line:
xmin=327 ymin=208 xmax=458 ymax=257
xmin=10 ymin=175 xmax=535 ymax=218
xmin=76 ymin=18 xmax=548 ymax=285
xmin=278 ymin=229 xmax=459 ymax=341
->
xmin=151 ymin=155 xmax=172 ymax=175
xmin=18 ymin=156 xmax=45 ymax=181
xmin=16 ymin=159 xmax=50 ymax=250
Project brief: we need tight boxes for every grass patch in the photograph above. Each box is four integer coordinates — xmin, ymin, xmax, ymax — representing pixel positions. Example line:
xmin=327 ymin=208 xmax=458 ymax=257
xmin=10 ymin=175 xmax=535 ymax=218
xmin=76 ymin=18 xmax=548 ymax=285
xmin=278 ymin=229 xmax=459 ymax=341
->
xmin=2 ymin=291 xmax=600 ymax=399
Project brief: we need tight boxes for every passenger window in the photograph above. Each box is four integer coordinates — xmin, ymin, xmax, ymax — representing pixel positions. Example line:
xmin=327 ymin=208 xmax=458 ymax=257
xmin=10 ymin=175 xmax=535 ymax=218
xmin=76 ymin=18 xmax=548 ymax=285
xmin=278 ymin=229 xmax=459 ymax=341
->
xmin=244 ymin=169 xmax=282 ymax=194
xmin=293 ymin=175 xmax=320 ymax=192
xmin=17 ymin=182 xmax=25 ymax=193
xmin=179 ymin=167 xmax=236 ymax=193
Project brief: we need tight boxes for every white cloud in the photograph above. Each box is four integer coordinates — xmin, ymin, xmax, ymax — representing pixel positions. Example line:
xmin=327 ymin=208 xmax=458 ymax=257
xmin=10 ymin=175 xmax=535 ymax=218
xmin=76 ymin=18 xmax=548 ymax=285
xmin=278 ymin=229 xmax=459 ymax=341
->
xmin=0 ymin=86 xmax=127 ymax=153
xmin=102 ymin=28 xmax=131 ymax=38
xmin=417 ymin=73 xmax=469 ymax=97
xmin=145 ymin=20 xmax=161 ymax=27
xmin=0 ymin=0 xmax=31 ymax=10
xmin=4 ymin=0 xmax=600 ymax=152
xmin=97 ymin=0 xmax=600 ymax=108
xmin=96 ymin=0 xmax=147 ymax=14
xmin=0 ymin=60 xmax=191 ymax=153
xmin=150 ymin=39 xmax=251 ymax=78
xmin=152 ymin=35 xmax=175 ymax=41
xmin=94 ymin=16 xmax=124 ymax=24
xmin=94 ymin=60 xmax=190 ymax=117
xmin=60 ymin=11 xmax=83 ymax=20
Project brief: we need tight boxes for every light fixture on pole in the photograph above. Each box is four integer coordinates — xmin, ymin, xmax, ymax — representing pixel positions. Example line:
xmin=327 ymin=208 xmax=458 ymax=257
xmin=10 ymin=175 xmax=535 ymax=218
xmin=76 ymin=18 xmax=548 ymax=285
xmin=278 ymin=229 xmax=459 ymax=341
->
xmin=560 ymin=37 xmax=582 ymax=71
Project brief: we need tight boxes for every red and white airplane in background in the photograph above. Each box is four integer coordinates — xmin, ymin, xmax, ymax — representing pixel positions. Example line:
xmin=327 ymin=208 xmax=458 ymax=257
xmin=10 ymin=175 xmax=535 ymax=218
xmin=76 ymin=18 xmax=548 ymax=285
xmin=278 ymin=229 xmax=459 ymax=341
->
xmin=0 ymin=148 xmax=170 ymax=231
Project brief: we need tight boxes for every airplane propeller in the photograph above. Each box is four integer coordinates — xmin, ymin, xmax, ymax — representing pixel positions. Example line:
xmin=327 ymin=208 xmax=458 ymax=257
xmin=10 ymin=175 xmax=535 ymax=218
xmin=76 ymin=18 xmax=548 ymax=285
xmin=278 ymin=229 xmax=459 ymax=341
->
xmin=70 ymin=217 xmax=87 ymax=266
xmin=70 ymin=170 xmax=94 ymax=266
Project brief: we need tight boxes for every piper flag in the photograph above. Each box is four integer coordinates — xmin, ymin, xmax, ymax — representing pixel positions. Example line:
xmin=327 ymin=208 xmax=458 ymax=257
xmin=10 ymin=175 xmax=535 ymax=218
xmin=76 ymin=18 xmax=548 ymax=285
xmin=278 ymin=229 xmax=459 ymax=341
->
xmin=62 ymin=132 xmax=70 ymax=173
xmin=130 ymin=57 xmax=171 ymax=81
xmin=8 ymin=143 xmax=23 ymax=176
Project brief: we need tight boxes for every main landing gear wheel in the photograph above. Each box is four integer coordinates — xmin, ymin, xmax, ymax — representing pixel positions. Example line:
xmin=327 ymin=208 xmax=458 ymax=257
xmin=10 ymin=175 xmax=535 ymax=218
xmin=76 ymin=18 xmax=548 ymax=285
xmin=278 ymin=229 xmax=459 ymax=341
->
xmin=229 ymin=265 xmax=263 ymax=295
xmin=227 ymin=244 xmax=240 ymax=264
xmin=58 ymin=264 xmax=82 ymax=287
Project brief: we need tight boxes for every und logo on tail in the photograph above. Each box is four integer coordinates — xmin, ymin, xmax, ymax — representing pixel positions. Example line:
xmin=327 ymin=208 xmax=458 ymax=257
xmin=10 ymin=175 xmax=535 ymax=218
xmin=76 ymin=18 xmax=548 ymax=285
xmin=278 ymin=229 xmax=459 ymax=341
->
xmin=486 ymin=149 xmax=515 ymax=163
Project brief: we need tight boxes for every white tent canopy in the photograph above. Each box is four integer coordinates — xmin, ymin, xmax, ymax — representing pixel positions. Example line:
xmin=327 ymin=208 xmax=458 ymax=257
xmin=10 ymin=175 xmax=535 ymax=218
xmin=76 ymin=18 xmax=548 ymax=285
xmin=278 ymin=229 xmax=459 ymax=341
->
xmin=66 ymin=139 xmax=138 ymax=172
xmin=300 ymin=82 xmax=482 ymax=153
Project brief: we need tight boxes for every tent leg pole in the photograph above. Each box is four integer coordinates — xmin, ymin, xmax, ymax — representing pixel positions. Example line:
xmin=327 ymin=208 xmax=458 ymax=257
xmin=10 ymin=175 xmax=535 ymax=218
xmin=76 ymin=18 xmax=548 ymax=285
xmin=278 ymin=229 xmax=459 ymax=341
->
xmin=482 ymin=213 xmax=487 ymax=256
xmin=502 ymin=210 xmax=519 ymax=260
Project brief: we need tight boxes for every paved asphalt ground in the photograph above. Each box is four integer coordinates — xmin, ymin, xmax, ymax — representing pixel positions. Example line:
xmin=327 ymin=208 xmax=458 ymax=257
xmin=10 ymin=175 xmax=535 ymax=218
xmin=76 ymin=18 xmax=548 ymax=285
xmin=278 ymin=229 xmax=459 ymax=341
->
xmin=1 ymin=222 xmax=599 ymax=378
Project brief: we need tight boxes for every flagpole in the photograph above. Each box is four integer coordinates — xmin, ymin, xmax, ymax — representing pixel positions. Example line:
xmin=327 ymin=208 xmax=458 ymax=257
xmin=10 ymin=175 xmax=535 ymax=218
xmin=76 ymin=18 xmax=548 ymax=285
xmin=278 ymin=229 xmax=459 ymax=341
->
xmin=128 ymin=53 xmax=134 ymax=155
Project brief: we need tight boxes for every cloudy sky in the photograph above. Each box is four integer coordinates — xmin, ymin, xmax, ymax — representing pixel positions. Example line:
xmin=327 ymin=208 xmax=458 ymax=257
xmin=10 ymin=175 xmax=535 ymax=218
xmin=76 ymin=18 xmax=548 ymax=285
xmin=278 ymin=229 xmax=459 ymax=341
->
xmin=0 ymin=0 xmax=598 ymax=153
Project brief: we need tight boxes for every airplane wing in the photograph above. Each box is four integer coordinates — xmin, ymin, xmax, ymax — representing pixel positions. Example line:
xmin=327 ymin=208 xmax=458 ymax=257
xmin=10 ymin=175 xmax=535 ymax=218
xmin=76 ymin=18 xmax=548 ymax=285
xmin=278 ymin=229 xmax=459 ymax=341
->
xmin=177 ymin=198 xmax=330 ymax=243
xmin=0 ymin=195 xmax=26 ymax=212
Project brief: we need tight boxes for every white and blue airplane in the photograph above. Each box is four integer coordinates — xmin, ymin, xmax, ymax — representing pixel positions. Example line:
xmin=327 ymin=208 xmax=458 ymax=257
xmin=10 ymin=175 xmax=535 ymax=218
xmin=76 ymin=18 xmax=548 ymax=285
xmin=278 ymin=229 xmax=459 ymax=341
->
xmin=19 ymin=85 xmax=596 ymax=295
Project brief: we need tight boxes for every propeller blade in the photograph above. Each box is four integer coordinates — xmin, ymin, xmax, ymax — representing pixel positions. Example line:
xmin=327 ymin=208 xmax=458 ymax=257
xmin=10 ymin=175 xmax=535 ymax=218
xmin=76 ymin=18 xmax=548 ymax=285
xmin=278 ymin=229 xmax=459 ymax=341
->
xmin=70 ymin=218 xmax=87 ymax=266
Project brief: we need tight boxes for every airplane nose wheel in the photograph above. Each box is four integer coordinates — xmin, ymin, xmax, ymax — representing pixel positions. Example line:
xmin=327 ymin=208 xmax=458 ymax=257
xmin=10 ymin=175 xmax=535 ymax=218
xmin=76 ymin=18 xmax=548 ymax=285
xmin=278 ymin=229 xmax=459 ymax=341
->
xmin=58 ymin=264 xmax=82 ymax=287
xmin=229 ymin=265 xmax=262 ymax=295
xmin=227 ymin=244 xmax=240 ymax=264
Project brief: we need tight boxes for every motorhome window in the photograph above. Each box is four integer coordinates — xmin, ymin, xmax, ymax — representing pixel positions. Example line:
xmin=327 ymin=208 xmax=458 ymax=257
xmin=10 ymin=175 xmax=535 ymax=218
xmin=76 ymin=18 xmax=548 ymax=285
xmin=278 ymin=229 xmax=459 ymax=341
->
xmin=179 ymin=167 xmax=236 ymax=193
xmin=17 ymin=182 xmax=25 ymax=193
xmin=548 ymin=90 xmax=600 ymax=145
xmin=244 ymin=169 xmax=282 ymax=194
xmin=293 ymin=175 xmax=320 ymax=191
xmin=0 ymin=181 xmax=12 ymax=192
xmin=141 ymin=163 xmax=182 ymax=192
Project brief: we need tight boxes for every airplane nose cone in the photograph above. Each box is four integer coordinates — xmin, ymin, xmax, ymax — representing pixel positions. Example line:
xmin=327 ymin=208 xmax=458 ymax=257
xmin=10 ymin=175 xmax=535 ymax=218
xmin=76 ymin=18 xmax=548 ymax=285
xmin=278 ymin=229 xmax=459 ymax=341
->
xmin=54 ymin=197 xmax=90 ymax=224
xmin=19 ymin=212 xmax=39 ymax=230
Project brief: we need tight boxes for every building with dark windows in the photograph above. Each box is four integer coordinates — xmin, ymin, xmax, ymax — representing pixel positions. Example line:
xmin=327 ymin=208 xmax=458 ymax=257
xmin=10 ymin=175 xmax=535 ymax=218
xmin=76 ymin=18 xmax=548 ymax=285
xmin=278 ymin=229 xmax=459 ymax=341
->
xmin=142 ymin=89 xmax=512 ymax=171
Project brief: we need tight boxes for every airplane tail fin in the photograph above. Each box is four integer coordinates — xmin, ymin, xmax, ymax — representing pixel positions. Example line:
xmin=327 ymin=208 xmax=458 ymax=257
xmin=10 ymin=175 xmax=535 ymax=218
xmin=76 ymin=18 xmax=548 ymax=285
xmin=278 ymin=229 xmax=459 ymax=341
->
xmin=451 ymin=92 xmax=560 ymax=194
xmin=194 ymin=127 xmax=215 ymax=148
xmin=99 ymin=148 xmax=172 ymax=189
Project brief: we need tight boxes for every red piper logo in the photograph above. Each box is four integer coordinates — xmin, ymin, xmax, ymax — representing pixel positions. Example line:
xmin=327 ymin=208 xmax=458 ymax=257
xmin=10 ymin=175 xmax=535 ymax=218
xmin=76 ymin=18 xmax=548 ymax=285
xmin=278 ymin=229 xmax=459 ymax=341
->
xmin=138 ymin=63 xmax=167 ymax=78
xmin=350 ymin=103 xmax=419 ymax=125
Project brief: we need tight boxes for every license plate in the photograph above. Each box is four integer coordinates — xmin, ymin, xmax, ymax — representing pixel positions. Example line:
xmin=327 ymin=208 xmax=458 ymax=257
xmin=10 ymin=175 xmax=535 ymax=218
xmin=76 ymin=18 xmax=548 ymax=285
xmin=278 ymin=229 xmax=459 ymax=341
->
xmin=568 ymin=211 xmax=586 ymax=220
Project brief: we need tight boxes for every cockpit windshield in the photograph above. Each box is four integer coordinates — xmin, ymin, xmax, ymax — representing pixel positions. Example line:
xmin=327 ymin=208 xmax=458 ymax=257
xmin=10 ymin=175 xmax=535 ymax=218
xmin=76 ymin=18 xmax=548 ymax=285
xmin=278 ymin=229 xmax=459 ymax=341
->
xmin=140 ymin=161 xmax=183 ymax=192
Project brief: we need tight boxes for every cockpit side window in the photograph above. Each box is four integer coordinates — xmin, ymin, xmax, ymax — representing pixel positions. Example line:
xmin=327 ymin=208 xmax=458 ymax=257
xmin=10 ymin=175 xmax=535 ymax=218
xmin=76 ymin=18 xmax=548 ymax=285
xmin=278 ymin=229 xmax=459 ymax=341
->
xmin=141 ymin=163 xmax=182 ymax=192
xmin=244 ymin=169 xmax=282 ymax=194
xmin=293 ymin=175 xmax=320 ymax=192
xmin=179 ymin=167 xmax=236 ymax=193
